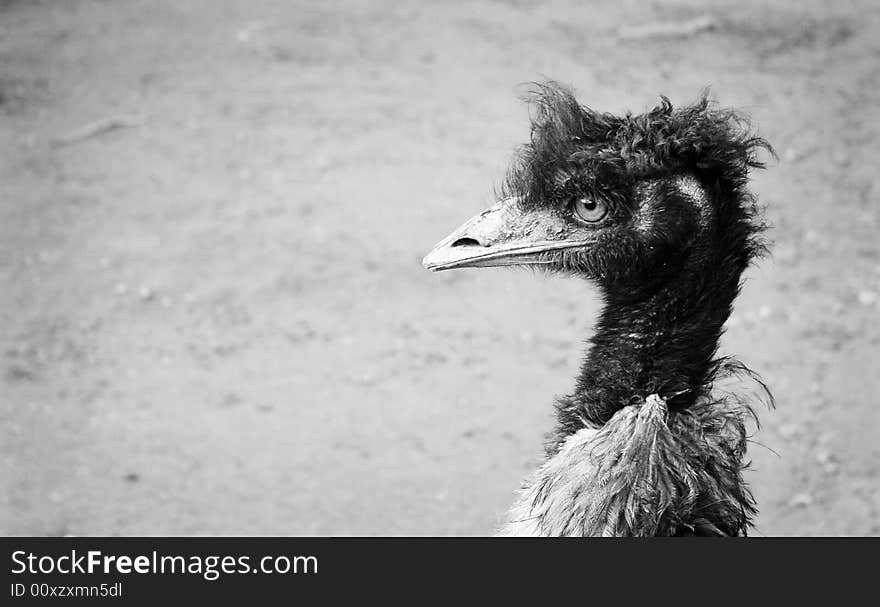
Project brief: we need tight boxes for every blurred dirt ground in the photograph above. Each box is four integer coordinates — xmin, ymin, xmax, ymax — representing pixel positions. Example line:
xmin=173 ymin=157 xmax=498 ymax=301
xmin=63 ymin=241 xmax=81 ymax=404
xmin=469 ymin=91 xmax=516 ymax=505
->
xmin=1 ymin=0 xmax=878 ymax=536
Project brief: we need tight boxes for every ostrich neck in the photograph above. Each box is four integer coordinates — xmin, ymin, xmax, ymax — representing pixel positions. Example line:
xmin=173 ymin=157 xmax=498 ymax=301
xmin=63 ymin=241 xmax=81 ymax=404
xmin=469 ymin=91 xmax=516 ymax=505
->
xmin=552 ymin=237 xmax=748 ymax=448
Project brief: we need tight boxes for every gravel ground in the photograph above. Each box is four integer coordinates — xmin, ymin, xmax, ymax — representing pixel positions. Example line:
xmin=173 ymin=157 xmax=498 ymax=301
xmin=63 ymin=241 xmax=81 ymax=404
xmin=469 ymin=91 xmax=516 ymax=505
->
xmin=1 ymin=0 xmax=878 ymax=535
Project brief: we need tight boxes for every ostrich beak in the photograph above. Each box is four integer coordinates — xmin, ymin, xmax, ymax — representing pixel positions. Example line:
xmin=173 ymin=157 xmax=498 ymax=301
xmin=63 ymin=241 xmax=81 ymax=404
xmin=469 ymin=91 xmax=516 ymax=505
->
xmin=422 ymin=197 xmax=583 ymax=272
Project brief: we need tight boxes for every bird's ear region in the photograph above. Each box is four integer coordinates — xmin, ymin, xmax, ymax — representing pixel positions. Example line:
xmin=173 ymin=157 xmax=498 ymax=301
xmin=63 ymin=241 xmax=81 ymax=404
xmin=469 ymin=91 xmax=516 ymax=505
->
xmin=630 ymin=176 xmax=708 ymax=242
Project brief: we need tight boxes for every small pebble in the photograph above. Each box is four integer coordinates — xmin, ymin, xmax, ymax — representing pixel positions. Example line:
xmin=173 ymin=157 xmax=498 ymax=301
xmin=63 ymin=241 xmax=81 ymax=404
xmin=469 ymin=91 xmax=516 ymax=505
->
xmin=788 ymin=493 xmax=813 ymax=508
xmin=857 ymin=290 xmax=877 ymax=306
xmin=817 ymin=432 xmax=834 ymax=444
xmin=815 ymin=450 xmax=834 ymax=465
xmin=821 ymin=462 xmax=839 ymax=476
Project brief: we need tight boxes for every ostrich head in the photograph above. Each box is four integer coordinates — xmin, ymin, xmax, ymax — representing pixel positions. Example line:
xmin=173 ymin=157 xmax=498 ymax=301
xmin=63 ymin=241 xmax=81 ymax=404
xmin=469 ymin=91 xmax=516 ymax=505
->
xmin=423 ymin=83 xmax=769 ymax=301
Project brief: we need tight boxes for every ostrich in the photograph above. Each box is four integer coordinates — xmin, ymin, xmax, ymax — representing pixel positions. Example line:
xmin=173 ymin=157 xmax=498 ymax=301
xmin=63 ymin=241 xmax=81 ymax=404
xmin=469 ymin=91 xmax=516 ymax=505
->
xmin=422 ymin=83 xmax=773 ymax=536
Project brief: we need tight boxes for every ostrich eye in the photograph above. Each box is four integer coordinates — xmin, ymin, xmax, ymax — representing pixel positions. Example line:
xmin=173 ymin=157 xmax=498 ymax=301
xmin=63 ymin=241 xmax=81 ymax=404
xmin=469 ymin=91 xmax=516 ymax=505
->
xmin=571 ymin=197 xmax=607 ymax=223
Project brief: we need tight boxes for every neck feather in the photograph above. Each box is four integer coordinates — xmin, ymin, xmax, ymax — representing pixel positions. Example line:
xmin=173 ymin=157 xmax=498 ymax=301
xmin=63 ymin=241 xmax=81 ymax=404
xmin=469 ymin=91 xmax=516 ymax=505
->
xmin=550 ymin=212 xmax=753 ymax=450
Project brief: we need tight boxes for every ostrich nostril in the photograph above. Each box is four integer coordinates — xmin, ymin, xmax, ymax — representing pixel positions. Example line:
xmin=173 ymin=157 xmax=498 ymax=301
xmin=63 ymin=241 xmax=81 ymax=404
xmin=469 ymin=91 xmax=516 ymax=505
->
xmin=451 ymin=237 xmax=482 ymax=247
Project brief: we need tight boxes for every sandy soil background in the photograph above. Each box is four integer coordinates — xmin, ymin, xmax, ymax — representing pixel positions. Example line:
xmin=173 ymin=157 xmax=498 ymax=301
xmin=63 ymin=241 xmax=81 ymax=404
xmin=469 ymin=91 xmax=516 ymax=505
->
xmin=1 ymin=0 xmax=878 ymax=536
